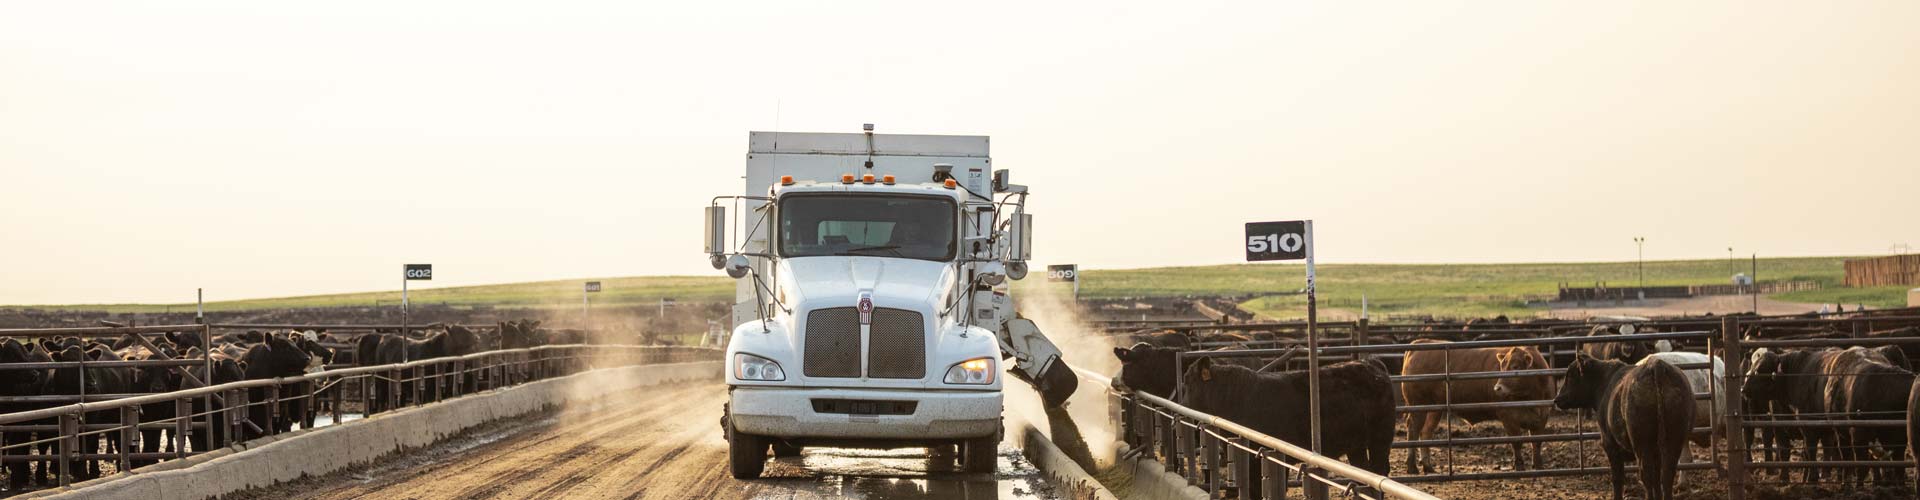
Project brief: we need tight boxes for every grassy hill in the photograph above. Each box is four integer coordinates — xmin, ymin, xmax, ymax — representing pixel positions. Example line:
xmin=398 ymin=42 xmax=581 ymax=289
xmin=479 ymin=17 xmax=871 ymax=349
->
xmin=8 ymin=276 xmax=735 ymax=314
xmin=6 ymin=256 xmax=1904 ymax=317
xmin=1040 ymin=255 xmax=1897 ymax=318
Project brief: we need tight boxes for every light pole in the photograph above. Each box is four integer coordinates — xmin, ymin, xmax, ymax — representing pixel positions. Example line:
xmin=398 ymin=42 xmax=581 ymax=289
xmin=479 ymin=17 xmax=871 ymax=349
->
xmin=1634 ymin=237 xmax=1646 ymax=300
xmin=1727 ymin=247 xmax=1734 ymax=279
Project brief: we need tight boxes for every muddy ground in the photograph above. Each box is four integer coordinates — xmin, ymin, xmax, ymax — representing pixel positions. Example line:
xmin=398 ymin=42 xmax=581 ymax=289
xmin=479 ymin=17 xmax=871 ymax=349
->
xmin=233 ymin=382 xmax=1059 ymax=500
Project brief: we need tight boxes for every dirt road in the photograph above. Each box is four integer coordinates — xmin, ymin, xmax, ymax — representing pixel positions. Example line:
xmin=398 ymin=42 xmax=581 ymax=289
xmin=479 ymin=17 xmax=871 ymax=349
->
xmin=240 ymin=382 xmax=1056 ymax=500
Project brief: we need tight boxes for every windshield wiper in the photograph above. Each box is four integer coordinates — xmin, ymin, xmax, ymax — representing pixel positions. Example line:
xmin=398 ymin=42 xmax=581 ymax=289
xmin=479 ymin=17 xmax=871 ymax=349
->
xmin=838 ymin=245 xmax=904 ymax=257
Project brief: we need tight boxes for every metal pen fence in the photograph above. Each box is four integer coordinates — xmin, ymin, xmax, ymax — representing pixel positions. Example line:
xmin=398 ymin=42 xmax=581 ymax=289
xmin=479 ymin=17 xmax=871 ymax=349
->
xmin=0 ymin=323 xmax=718 ymax=491
xmin=1083 ymin=368 xmax=1440 ymax=500
xmin=1178 ymin=331 xmax=1721 ymax=485
xmin=1100 ymin=313 xmax=1920 ymax=499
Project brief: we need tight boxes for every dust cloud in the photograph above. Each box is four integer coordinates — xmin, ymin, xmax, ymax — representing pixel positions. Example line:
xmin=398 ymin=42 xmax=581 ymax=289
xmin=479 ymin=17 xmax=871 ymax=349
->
xmin=1008 ymin=283 xmax=1122 ymax=469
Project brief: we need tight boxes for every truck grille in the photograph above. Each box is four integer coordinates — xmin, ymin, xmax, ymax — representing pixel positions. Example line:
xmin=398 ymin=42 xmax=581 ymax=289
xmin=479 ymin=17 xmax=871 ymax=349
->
xmin=800 ymin=306 xmax=927 ymax=379
xmin=803 ymin=308 xmax=861 ymax=378
xmin=866 ymin=308 xmax=926 ymax=379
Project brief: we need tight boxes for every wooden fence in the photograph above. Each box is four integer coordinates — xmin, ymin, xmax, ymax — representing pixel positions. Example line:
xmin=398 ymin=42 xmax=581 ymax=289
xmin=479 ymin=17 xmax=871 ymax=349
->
xmin=1844 ymin=254 xmax=1920 ymax=287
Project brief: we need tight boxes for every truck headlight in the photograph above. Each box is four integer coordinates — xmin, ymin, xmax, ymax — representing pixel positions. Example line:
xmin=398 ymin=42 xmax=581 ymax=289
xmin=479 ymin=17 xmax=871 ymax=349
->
xmin=944 ymin=357 xmax=996 ymax=385
xmin=734 ymin=353 xmax=786 ymax=381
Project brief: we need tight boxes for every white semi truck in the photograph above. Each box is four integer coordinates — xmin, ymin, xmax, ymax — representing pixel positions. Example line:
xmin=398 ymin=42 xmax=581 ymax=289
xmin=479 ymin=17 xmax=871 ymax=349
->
xmin=703 ymin=126 xmax=1077 ymax=478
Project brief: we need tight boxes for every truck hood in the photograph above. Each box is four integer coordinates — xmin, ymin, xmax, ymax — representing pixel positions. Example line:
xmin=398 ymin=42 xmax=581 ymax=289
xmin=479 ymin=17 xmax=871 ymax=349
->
xmin=776 ymin=256 xmax=955 ymax=315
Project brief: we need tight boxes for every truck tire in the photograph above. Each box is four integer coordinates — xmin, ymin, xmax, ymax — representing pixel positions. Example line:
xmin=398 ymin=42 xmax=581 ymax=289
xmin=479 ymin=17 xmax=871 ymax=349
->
xmin=772 ymin=441 xmax=802 ymax=457
xmin=961 ymin=434 xmax=998 ymax=474
xmin=728 ymin=426 xmax=768 ymax=479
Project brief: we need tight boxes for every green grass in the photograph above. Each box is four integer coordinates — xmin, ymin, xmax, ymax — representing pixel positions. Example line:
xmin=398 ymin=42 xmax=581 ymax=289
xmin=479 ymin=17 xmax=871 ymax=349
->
xmin=1027 ymin=256 xmax=1861 ymax=319
xmin=1772 ymin=285 xmax=1913 ymax=309
xmin=7 ymin=256 xmax=1895 ymax=318
xmin=7 ymin=276 xmax=734 ymax=314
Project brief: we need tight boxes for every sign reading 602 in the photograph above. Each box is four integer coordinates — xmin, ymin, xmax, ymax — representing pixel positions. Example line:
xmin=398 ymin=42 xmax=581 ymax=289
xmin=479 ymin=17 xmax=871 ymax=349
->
xmin=404 ymin=264 xmax=433 ymax=280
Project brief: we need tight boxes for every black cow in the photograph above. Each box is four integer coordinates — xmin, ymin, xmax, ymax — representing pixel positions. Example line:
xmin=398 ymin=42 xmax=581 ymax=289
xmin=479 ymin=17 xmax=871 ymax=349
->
xmin=47 ymin=345 xmax=130 ymax=480
xmin=1555 ymin=354 xmax=1694 ymax=500
xmin=1581 ymin=325 xmax=1654 ymax=364
xmin=119 ymin=343 xmax=185 ymax=468
xmin=279 ymin=331 xmax=335 ymax=432
xmin=1745 ymin=348 xmax=1856 ymax=482
xmin=180 ymin=347 xmax=244 ymax=453
xmin=1180 ymin=356 xmax=1396 ymax=497
xmin=1111 ymin=343 xmax=1262 ymax=399
xmin=165 ymin=330 xmax=208 ymax=352
xmin=1821 ymin=347 xmax=1913 ymax=485
xmin=499 ymin=320 xmax=546 ymax=349
xmin=239 ymin=334 xmax=313 ymax=440
xmin=370 ymin=326 xmax=485 ymax=410
xmin=1869 ymin=327 xmax=1920 ymax=362
xmin=0 ymin=339 xmax=52 ymax=489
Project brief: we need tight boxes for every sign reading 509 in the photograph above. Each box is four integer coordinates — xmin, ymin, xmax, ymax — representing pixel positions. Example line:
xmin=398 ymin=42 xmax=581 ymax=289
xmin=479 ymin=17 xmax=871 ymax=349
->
xmin=1244 ymin=221 xmax=1308 ymax=262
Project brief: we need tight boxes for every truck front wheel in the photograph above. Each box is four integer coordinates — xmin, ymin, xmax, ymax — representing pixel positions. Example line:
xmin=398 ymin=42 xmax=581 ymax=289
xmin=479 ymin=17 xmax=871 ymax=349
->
xmin=961 ymin=434 xmax=998 ymax=473
xmin=728 ymin=425 xmax=768 ymax=479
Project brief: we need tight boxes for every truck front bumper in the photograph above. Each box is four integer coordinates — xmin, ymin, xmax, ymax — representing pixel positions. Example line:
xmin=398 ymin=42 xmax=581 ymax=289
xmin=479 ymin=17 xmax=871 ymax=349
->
xmin=728 ymin=386 xmax=1002 ymax=440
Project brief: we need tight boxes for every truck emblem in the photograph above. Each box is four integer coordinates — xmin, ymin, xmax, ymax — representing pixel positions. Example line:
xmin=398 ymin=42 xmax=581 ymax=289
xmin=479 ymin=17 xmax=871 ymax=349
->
xmin=857 ymin=292 xmax=874 ymax=325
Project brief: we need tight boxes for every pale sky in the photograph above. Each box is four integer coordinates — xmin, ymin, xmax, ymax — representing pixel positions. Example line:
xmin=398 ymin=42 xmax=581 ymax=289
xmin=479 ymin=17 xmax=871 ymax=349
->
xmin=3 ymin=1 xmax=1916 ymax=305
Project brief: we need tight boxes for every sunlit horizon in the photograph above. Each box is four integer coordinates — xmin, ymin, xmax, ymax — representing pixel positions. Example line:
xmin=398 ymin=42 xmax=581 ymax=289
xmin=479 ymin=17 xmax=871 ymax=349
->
xmin=4 ymin=1 xmax=1915 ymax=304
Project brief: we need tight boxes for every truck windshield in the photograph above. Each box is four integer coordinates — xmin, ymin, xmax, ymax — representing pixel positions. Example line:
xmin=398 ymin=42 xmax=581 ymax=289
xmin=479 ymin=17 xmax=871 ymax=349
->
xmin=779 ymin=195 xmax=956 ymax=261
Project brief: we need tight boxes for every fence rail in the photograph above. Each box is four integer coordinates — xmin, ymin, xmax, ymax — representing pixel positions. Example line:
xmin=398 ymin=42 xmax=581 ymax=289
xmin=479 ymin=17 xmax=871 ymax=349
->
xmin=0 ymin=323 xmax=719 ymax=491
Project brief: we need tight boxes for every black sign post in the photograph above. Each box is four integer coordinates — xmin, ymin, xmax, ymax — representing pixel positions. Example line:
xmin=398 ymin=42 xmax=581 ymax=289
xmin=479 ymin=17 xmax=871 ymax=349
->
xmin=1245 ymin=220 xmax=1320 ymax=454
xmin=1047 ymin=264 xmax=1079 ymax=300
xmin=403 ymin=264 xmax=432 ymax=335
xmin=584 ymin=281 xmax=602 ymax=322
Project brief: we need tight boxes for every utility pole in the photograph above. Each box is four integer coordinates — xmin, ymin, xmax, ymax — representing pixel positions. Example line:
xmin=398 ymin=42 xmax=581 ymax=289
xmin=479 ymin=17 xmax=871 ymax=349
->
xmin=1727 ymin=247 xmax=1734 ymax=279
xmin=1634 ymin=237 xmax=1646 ymax=300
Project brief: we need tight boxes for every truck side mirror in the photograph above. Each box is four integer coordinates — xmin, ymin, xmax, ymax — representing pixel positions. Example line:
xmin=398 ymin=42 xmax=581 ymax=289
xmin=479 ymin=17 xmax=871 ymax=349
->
xmin=724 ymin=254 xmax=752 ymax=279
xmin=1009 ymin=213 xmax=1033 ymax=262
xmin=992 ymin=169 xmax=1010 ymax=192
xmin=705 ymin=206 xmax=727 ymax=269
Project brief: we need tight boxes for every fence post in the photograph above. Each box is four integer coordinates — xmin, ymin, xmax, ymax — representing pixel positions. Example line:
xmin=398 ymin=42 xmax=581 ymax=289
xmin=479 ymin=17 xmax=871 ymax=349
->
xmin=1203 ymin=429 xmax=1221 ymax=493
xmin=360 ymin=374 xmax=373 ymax=417
xmin=1719 ymin=316 xmax=1748 ymax=500
xmin=1232 ymin=438 xmax=1257 ymax=500
xmin=174 ymin=397 xmax=191 ymax=458
xmin=1163 ymin=415 xmax=1179 ymax=473
xmin=1261 ymin=451 xmax=1284 ymax=500
xmin=1186 ymin=423 xmax=1202 ymax=482
xmin=229 ymin=388 xmax=248 ymax=445
xmin=58 ymin=413 xmax=77 ymax=488
xmin=1302 ymin=465 xmax=1329 ymax=500
xmin=330 ymin=376 xmax=343 ymax=426
xmin=267 ymin=381 xmax=281 ymax=436
xmin=119 ymin=405 xmax=138 ymax=472
xmin=388 ymin=367 xmax=401 ymax=412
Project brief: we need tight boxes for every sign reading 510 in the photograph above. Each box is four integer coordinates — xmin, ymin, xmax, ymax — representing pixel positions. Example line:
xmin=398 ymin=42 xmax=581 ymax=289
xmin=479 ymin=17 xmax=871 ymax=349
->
xmin=1245 ymin=220 xmax=1310 ymax=262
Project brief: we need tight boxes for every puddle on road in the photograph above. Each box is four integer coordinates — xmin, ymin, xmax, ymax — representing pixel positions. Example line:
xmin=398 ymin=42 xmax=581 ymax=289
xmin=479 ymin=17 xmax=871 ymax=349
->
xmin=750 ymin=444 xmax=1055 ymax=499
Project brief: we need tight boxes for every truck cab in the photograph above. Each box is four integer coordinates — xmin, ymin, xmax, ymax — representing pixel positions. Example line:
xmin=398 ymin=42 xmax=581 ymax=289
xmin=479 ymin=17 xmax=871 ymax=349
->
xmin=704 ymin=128 xmax=1065 ymax=478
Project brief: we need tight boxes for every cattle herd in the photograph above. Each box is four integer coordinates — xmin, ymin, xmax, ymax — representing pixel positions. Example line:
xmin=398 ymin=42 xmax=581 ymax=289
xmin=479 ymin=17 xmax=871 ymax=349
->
xmin=1108 ymin=312 xmax=1920 ymax=499
xmin=0 ymin=318 xmax=603 ymax=491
